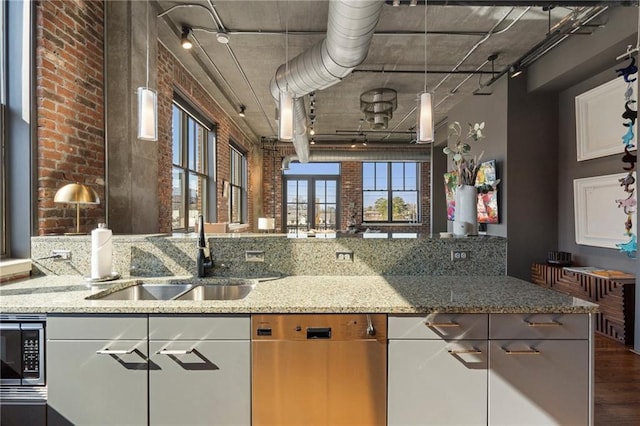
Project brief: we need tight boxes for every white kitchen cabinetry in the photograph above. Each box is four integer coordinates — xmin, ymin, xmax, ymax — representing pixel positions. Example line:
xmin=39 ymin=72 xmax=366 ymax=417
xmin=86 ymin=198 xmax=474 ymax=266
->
xmin=148 ymin=315 xmax=251 ymax=426
xmin=47 ymin=314 xmax=148 ymax=426
xmin=488 ymin=313 xmax=592 ymax=426
xmin=388 ymin=314 xmax=489 ymax=426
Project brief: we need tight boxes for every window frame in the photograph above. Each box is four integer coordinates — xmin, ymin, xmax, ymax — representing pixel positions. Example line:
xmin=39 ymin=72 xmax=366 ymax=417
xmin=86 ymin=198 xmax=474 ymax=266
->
xmin=171 ymin=98 xmax=216 ymax=232
xmin=362 ymin=161 xmax=420 ymax=224
xmin=229 ymin=142 xmax=247 ymax=224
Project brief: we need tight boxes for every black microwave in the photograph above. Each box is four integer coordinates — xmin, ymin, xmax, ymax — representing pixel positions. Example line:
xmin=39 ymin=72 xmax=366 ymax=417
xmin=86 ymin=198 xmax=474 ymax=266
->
xmin=0 ymin=315 xmax=45 ymax=386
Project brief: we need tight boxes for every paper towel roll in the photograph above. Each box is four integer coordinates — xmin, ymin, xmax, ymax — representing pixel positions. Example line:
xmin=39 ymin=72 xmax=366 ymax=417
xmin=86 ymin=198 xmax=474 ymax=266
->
xmin=91 ymin=223 xmax=112 ymax=279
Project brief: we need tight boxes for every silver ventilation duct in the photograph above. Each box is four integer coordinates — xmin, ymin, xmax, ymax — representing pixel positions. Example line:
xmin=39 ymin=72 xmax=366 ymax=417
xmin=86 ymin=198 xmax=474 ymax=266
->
xmin=281 ymin=149 xmax=431 ymax=170
xmin=271 ymin=0 xmax=385 ymax=162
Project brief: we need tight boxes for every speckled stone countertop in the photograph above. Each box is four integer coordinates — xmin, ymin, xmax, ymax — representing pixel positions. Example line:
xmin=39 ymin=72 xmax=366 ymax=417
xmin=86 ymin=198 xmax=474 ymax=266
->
xmin=0 ymin=275 xmax=597 ymax=314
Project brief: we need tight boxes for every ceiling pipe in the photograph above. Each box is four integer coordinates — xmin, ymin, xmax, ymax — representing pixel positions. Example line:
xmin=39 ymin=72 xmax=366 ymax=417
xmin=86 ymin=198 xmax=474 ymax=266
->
xmin=270 ymin=0 xmax=385 ymax=163
xmin=282 ymin=149 xmax=431 ymax=170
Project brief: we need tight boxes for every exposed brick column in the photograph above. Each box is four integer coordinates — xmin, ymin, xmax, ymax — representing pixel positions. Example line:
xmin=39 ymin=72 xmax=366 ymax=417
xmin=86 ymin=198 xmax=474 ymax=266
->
xmin=36 ymin=0 xmax=105 ymax=235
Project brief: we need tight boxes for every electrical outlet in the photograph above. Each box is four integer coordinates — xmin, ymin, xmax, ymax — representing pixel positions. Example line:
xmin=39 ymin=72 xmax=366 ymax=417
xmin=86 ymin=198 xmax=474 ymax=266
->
xmin=52 ymin=250 xmax=72 ymax=261
xmin=450 ymin=250 xmax=470 ymax=261
xmin=336 ymin=251 xmax=354 ymax=262
xmin=245 ymin=250 xmax=265 ymax=262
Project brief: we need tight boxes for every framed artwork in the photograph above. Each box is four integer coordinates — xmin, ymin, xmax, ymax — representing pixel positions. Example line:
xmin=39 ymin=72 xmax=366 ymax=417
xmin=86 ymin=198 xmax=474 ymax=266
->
xmin=443 ymin=160 xmax=499 ymax=223
xmin=574 ymin=173 xmax=634 ymax=248
xmin=575 ymin=78 xmax=637 ymax=161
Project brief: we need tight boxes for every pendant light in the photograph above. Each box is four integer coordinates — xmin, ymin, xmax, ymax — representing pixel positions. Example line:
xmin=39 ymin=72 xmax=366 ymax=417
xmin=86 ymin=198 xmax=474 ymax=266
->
xmin=137 ymin=0 xmax=158 ymax=141
xmin=417 ymin=0 xmax=434 ymax=144
xmin=278 ymin=1 xmax=294 ymax=142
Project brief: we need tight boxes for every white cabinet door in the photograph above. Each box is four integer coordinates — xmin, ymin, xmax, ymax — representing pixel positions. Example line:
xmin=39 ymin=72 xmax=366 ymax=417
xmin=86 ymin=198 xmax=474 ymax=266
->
xmin=149 ymin=340 xmax=250 ymax=426
xmin=388 ymin=339 xmax=488 ymax=426
xmin=488 ymin=340 xmax=590 ymax=426
xmin=47 ymin=339 xmax=148 ymax=426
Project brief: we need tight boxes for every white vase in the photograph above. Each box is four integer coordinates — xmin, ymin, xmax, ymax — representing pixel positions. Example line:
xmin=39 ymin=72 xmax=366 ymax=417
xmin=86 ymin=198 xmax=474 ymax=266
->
xmin=454 ymin=185 xmax=478 ymax=236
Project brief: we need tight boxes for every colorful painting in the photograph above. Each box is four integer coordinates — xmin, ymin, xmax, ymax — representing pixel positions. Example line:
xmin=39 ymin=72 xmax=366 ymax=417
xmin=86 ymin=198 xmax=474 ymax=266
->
xmin=476 ymin=160 xmax=499 ymax=224
xmin=444 ymin=160 xmax=499 ymax=223
xmin=444 ymin=171 xmax=458 ymax=221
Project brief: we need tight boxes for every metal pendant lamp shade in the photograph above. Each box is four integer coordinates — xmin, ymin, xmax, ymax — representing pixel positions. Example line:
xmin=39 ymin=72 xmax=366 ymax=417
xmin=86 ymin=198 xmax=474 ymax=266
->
xmin=278 ymin=91 xmax=294 ymax=141
xmin=417 ymin=92 xmax=434 ymax=143
xmin=137 ymin=87 xmax=158 ymax=141
xmin=54 ymin=183 xmax=100 ymax=234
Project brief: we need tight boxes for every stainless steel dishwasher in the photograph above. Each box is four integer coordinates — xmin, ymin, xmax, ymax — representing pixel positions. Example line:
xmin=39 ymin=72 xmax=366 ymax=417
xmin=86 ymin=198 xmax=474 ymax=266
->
xmin=252 ymin=314 xmax=387 ymax=426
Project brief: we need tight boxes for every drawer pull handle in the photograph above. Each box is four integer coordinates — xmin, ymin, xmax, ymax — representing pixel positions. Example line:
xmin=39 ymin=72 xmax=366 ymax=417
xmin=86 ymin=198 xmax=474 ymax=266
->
xmin=425 ymin=321 xmax=460 ymax=327
xmin=526 ymin=320 xmax=562 ymax=327
xmin=503 ymin=347 xmax=540 ymax=355
xmin=448 ymin=348 xmax=482 ymax=355
xmin=157 ymin=349 xmax=193 ymax=355
xmin=96 ymin=348 xmax=135 ymax=355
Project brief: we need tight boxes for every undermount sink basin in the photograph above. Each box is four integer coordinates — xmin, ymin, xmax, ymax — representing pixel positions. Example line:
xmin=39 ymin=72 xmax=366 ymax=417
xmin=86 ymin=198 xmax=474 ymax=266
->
xmin=89 ymin=283 xmax=194 ymax=301
xmin=174 ymin=279 xmax=255 ymax=301
xmin=87 ymin=278 xmax=257 ymax=301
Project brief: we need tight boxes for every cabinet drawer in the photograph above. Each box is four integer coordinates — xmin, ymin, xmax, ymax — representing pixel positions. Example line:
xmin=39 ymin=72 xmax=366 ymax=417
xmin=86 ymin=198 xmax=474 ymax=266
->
xmin=490 ymin=313 xmax=590 ymax=339
xmin=47 ymin=314 xmax=147 ymax=340
xmin=389 ymin=314 xmax=488 ymax=340
xmin=149 ymin=315 xmax=250 ymax=340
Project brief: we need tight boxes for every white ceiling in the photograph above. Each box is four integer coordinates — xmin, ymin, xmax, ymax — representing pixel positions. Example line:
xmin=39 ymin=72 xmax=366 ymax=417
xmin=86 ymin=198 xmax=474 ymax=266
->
xmin=155 ymin=1 xmax=620 ymax=146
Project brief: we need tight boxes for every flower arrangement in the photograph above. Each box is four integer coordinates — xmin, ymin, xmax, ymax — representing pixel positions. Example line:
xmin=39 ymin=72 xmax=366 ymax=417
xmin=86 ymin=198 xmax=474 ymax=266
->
xmin=443 ymin=121 xmax=485 ymax=186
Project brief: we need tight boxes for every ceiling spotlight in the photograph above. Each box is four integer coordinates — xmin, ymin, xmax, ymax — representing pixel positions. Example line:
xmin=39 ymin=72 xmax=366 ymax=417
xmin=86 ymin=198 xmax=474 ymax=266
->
xmin=510 ymin=65 xmax=523 ymax=78
xmin=309 ymin=126 xmax=315 ymax=136
xmin=310 ymin=138 xmax=316 ymax=145
xmin=392 ymin=0 xmax=400 ymax=6
xmin=181 ymin=26 xmax=193 ymax=49
xmin=409 ymin=0 xmax=418 ymax=6
xmin=238 ymin=105 xmax=246 ymax=117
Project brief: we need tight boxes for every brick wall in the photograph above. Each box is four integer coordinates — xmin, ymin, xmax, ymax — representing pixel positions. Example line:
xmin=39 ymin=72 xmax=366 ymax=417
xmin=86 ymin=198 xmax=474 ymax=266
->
xmin=36 ymin=0 xmax=105 ymax=235
xmin=157 ymin=44 xmax=256 ymax=232
xmin=262 ymin=146 xmax=431 ymax=233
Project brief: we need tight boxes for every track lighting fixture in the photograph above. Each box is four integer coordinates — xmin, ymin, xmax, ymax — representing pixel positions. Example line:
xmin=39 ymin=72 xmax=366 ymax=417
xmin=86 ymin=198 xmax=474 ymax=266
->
xmin=510 ymin=64 xmax=523 ymax=78
xmin=181 ymin=26 xmax=193 ymax=50
xmin=238 ymin=105 xmax=246 ymax=117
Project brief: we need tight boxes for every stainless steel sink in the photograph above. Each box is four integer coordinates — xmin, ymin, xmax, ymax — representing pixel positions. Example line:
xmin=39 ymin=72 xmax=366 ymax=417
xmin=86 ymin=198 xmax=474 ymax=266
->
xmin=174 ymin=279 xmax=255 ymax=301
xmin=89 ymin=283 xmax=194 ymax=301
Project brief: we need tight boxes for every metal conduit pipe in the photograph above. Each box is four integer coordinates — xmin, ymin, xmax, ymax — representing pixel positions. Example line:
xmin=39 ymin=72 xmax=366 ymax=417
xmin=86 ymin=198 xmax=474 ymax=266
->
xmin=281 ymin=150 xmax=431 ymax=170
xmin=270 ymin=0 xmax=385 ymax=163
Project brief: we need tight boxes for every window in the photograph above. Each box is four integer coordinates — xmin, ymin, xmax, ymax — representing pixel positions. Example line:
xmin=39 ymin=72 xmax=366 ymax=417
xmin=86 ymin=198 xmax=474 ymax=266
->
xmin=0 ymin=0 xmax=7 ymax=257
xmin=362 ymin=162 xmax=419 ymax=223
xmin=172 ymin=101 xmax=215 ymax=231
xmin=229 ymin=144 xmax=247 ymax=223
xmin=284 ymin=163 xmax=340 ymax=233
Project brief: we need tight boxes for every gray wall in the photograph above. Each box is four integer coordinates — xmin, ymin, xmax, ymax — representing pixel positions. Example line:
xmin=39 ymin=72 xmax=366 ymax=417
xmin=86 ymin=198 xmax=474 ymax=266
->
xmin=557 ymin=65 xmax=636 ymax=272
xmin=506 ymin=76 xmax=558 ymax=279
xmin=445 ymin=76 xmax=509 ymax=238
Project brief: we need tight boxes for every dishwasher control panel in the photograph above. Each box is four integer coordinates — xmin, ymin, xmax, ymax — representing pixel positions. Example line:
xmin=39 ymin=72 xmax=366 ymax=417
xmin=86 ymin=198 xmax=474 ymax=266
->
xmin=251 ymin=314 xmax=386 ymax=341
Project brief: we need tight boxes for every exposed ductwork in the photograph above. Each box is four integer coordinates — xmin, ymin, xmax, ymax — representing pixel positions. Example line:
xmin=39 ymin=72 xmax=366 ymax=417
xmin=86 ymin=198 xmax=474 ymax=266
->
xmin=281 ymin=149 xmax=431 ymax=170
xmin=270 ymin=0 xmax=385 ymax=163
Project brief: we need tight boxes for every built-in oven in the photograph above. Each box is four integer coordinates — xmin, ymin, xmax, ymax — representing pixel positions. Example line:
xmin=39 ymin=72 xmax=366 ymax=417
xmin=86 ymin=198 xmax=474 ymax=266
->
xmin=0 ymin=314 xmax=47 ymax=426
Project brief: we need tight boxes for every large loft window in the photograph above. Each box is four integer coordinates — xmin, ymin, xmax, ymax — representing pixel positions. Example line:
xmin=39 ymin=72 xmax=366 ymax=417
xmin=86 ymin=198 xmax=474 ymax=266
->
xmin=171 ymin=101 xmax=216 ymax=231
xmin=229 ymin=143 xmax=247 ymax=223
xmin=362 ymin=162 xmax=419 ymax=223
xmin=0 ymin=0 xmax=7 ymax=257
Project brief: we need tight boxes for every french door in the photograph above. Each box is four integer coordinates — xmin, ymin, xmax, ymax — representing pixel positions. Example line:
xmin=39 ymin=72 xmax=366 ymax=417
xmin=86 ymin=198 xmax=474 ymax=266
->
xmin=285 ymin=177 xmax=338 ymax=233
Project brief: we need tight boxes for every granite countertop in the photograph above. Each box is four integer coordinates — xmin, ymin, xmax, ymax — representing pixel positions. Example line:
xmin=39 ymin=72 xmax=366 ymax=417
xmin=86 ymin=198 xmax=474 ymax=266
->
xmin=0 ymin=274 xmax=597 ymax=314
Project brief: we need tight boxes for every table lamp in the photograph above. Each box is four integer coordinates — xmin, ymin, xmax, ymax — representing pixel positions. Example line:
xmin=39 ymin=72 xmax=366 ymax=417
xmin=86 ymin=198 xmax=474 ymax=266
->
xmin=258 ymin=217 xmax=275 ymax=233
xmin=54 ymin=183 xmax=100 ymax=234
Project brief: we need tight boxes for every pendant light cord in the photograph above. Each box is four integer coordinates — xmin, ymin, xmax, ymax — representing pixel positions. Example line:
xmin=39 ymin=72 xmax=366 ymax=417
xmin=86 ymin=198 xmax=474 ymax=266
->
xmin=423 ymin=0 xmax=427 ymax=93
xmin=285 ymin=0 xmax=289 ymax=91
xmin=145 ymin=0 xmax=150 ymax=89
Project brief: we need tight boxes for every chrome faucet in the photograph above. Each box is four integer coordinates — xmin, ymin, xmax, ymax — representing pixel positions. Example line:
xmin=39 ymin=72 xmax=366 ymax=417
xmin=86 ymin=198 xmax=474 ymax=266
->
xmin=196 ymin=215 xmax=213 ymax=277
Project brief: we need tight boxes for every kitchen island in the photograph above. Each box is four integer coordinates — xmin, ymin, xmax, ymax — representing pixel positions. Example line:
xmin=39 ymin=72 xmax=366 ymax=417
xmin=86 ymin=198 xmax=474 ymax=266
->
xmin=1 ymin=274 xmax=597 ymax=425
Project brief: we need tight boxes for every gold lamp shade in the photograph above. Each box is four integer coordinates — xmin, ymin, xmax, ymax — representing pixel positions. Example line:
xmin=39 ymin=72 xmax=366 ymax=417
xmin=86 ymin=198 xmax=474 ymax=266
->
xmin=54 ymin=183 xmax=100 ymax=234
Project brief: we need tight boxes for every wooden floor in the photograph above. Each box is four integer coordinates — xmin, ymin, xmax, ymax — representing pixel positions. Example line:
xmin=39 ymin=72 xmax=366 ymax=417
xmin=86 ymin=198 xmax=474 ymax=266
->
xmin=594 ymin=335 xmax=640 ymax=426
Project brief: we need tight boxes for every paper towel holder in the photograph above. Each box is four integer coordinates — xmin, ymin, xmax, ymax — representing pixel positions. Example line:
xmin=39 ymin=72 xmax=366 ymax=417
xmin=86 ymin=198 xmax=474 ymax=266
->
xmin=54 ymin=183 xmax=100 ymax=234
